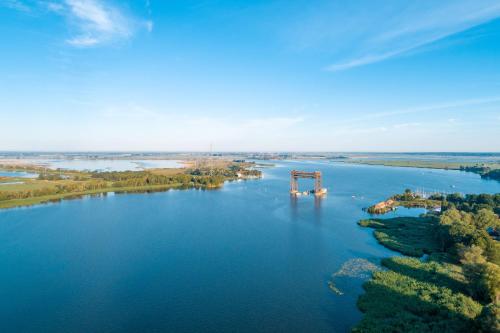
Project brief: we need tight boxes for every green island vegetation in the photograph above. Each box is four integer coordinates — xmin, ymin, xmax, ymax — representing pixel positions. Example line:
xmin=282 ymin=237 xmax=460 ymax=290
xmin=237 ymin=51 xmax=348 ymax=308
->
xmin=354 ymin=192 xmax=500 ymax=332
xmin=461 ymin=166 xmax=500 ymax=182
xmin=366 ymin=188 xmax=442 ymax=214
xmin=0 ymin=160 xmax=261 ymax=210
xmin=345 ymin=160 xmax=500 ymax=182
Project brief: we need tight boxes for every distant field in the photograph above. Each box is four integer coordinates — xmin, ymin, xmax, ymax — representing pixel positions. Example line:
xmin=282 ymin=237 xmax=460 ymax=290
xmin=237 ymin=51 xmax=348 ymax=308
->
xmin=0 ymin=181 xmax=54 ymax=192
xmin=344 ymin=159 xmax=500 ymax=170
xmin=147 ymin=168 xmax=187 ymax=176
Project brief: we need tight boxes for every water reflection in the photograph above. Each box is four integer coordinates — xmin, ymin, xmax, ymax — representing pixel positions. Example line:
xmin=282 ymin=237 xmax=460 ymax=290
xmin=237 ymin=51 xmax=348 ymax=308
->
xmin=314 ymin=195 xmax=323 ymax=221
xmin=290 ymin=194 xmax=298 ymax=220
xmin=289 ymin=194 xmax=324 ymax=223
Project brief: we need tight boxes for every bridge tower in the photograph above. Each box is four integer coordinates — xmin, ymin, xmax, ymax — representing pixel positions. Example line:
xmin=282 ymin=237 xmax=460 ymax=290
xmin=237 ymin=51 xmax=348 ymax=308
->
xmin=290 ymin=170 xmax=327 ymax=196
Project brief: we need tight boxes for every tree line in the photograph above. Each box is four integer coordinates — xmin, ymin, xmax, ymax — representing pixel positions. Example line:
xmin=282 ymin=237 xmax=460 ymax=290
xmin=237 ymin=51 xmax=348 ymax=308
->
xmin=0 ymin=170 xmax=239 ymax=202
xmin=461 ymin=165 xmax=500 ymax=182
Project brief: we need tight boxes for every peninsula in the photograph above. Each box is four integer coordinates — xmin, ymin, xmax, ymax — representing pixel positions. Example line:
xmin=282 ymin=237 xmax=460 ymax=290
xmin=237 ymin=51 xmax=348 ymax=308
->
xmin=0 ymin=160 xmax=261 ymax=210
xmin=344 ymin=159 xmax=500 ymax=182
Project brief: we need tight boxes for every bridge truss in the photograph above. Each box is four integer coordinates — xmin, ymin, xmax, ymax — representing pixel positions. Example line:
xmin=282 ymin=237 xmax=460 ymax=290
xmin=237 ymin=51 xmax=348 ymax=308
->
xmin=290 ymin=170 xmax=326 ymax=196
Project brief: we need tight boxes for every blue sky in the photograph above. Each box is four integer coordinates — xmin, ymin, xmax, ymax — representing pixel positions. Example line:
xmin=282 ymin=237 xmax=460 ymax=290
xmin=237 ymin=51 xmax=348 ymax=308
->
xmin=1 ymin=0 xmax=500 ymax=151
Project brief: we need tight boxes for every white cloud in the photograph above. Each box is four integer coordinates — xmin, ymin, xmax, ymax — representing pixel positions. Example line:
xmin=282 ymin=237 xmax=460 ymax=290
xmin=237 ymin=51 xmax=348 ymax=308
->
xmin=61 ymin=0 xmax=140 ymax=46
xmin=46 ymin=2 xmax=64 ymax=13
xmin=66 ymin=36 xmax=99 ymax=46
xmin=7 ymin=0 xmax=153 ymax=47
xmin=325 ymin=50 xmax=405 ymax=72
xmin=66 ymin=0 xmax=116 ymax=32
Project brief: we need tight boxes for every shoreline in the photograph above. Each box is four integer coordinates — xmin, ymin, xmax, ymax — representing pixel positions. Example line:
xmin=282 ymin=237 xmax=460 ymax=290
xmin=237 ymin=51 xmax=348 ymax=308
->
xmin=0 ymin=182 xmax=236 ymax=210
xmin=0 ymin=183 xmax=185 ymax=210
xmin=352 ymin=192 xmax=499 ymax=332
xmin=340 ymin=159 xmax=500 ymax=171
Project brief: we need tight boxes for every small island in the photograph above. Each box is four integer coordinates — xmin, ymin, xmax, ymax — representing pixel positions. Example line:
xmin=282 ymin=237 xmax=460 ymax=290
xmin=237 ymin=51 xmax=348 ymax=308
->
xmin=365 ymin=189 xmax=442 ymax=214
xmin=354 ymin=192 xmax=500 ymax=332
xmin=0 ymin=159 xmax=262 ymax=210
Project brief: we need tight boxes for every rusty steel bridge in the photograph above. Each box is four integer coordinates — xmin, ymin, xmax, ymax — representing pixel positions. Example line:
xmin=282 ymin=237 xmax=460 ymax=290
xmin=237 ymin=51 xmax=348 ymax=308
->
xmin=290 ymin=170 xmax=327 ymax=196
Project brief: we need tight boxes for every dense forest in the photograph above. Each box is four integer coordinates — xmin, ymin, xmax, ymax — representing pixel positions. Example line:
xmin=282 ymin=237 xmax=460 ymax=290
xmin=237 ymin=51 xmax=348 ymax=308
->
xmin=355 ymin=192 xmax=500 ymax=332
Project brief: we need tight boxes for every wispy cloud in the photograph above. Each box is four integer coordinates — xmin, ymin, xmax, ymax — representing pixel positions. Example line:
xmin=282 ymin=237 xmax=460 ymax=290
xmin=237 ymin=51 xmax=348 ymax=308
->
xmin=61 ymin=0 xmax=152 ymax=47
xmin=1 ymin=0 xmax=30 ymax=11
xmin=295 ymin=1 xmax=500 ymax=71
xmin=67 ymin=36 xmax=100 ymax=46
xmin=326 ymin=49 xmax=406 ymax=72
xmin=46 ymin=2 xmax=64 ymax=12
xmin=3 ymin=0 xmax=153 ymax=47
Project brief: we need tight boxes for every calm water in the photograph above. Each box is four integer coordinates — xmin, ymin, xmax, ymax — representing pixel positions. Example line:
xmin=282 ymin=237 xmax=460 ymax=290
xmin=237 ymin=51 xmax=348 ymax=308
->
xmin=22 ymin=159 xmax=183 ymax=171
xmin=0 ymin=170 xmax=38 ymax=178
xmin=0 ymin=161 xmax=499 ymax=333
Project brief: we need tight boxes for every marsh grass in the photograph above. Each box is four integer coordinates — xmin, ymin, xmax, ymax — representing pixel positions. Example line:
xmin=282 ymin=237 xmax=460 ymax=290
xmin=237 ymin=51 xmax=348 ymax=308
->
xmin=354 ymin=216 xmax=487 ymax=332
xmin=358 ymin=216 xmax=441 ymax=256
xmin=354 ymin=258 xmax=483 ymax=333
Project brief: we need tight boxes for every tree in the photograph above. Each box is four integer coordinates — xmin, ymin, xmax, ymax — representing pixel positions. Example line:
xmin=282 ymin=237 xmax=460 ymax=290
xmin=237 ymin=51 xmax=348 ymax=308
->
xmin=481 ymin=263 xmax=500 ymax=304
xmin=460 ymin=246 xmax=488 ymax=300
xmin=475 ymin=209 xmax=500 ymax=229
xmin=460 ymin=246 xmax=500 ymax=303
xmin=447 ymin=193 xmax=464 ymax=203
xmin=460 ymin=245 xmax=487 ymax=266
xmin=477 ymin=303 xmax=500 ymax=333
xmin=440 ymin=208 xmax=464 ymax=225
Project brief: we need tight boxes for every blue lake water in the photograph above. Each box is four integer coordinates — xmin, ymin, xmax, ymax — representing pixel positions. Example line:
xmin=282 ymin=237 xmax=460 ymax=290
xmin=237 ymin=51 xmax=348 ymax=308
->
xmin=0 ymin=170 xmax=38 ymax=178
xmin=0 ymin=161 xmax=498 ymax=333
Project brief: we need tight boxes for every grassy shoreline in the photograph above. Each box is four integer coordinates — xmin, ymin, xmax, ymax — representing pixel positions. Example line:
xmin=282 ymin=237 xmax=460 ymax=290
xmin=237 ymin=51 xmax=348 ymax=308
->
xmin=353 ymin=193 xmax=500 ymax=332
xmin=358 ymin=216 xmax=441 ymax=257
xmin=0 ymin=183 xmax=189 ymax=210
xmin=342 ymin=159 xmax=500 ymax=182
xmin=343 ymin=159 xmax=500 ymax=172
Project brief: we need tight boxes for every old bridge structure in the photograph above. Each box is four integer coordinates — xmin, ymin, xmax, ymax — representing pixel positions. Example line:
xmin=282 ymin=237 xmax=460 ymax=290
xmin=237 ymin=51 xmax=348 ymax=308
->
xmin=290 ymin=170 xmax=327 ymax=196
